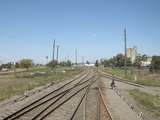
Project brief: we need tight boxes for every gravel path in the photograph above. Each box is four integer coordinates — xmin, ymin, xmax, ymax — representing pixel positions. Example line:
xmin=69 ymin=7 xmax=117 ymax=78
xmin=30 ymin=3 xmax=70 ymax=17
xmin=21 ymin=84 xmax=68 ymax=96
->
xmin=100 ymin=77 xmax=139 ymax=120
xmin=105 ymin=77 xmax=158 ymax=120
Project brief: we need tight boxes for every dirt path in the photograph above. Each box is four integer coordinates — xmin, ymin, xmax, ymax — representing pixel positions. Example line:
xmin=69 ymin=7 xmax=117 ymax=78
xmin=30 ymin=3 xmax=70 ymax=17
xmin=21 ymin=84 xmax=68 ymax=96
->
xmin=100 ymin=77 xmax=139 ymax=120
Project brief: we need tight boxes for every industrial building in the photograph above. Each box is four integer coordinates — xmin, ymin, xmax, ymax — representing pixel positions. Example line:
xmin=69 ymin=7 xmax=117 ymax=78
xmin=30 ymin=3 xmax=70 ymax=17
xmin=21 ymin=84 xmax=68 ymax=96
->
xmin=126 ymin=46 xmax=137 ymax=63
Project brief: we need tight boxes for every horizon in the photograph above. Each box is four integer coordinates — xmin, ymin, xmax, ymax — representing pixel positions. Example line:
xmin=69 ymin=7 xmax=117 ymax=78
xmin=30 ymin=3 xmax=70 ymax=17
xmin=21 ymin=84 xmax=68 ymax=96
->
xmin=0 ymin=0 xmax=160 ymax=64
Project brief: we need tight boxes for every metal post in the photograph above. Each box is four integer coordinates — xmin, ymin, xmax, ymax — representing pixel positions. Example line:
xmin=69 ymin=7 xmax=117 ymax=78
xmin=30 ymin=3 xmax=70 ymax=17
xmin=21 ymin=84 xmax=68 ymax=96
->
xmin=124 ymin=28 xmax=127 ymax=77
xmin=75 ymin=48 xmax=77 ymax=65
xmin=13 ymin=62 xmax=16 ymax=77
xmin=82 ymin=56 xmax=84 ymax=65
xmin=53 ymin=39 xmax=56 ymax=64
xmin=65 ymin=56 xmax=67 ymax=61
xmin=56 ymin=45 xmax=59 ymax=64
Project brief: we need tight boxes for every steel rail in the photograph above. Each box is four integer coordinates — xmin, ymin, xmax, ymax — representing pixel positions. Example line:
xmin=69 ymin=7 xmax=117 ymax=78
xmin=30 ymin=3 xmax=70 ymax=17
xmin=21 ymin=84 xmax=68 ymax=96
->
xmin=97 ymin=87 xmax=100 ymax=120
xmin=98 ymin=87 xmax=113 ymax=120
xmin=38 ymin=81 xmax=96 ymax=120
xmin=31 ymin=76 xmax=96 ymax=120
xmin=6 ymin=74 xmax=94 ymax=120
xmin=69 ymin=77 xmax=97 ymax=120
xmin=29 ymin=75 xmax=95 ymax=120
xmin=3 ymin=71 xmax=89 ymax=120
xmin=101 ymin=72 xmax=143 ymax=88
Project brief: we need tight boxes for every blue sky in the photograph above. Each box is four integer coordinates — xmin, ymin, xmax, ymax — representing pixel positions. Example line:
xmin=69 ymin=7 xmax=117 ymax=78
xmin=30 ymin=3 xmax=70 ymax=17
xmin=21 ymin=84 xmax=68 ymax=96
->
xmin=0 ymin=0 xmax=160 ymax=63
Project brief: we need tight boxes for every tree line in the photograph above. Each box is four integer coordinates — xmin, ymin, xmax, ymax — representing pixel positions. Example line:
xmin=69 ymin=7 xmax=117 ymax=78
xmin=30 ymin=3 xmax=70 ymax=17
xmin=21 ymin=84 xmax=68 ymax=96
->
xmin=1 ymin=54 xmax=160 ymax=72
xmin=0 ymin=59 xmax=73 ymax=71
xmin=100 ymin=53 xmax=160 ymax=72
xmin=0 ymin=59 xmax=33 ymax=71
xmin=101 ymin=53 xmax=131 ymax=68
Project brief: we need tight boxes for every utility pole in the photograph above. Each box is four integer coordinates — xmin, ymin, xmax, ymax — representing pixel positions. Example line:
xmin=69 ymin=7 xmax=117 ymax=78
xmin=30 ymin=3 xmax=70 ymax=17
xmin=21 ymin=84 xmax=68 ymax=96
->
xmin=53 ymin=39 xmax=56 ymax=62
xmin=52 ymin=39 xmax=56 ymax=68
xmin=65 ymin=56 xmax=67 ymax=61
xmin=75 ymin=48 xmax=77 ymax=65
xmin=56 ymin=45 xmax=59 ymax=64
xmin=124 ymin=28 xmax=127 ymax=77
xmin=46 ymin=56 xmax=48 ymax=64
xmin=82 ymin=56 xmax=84 ymax=65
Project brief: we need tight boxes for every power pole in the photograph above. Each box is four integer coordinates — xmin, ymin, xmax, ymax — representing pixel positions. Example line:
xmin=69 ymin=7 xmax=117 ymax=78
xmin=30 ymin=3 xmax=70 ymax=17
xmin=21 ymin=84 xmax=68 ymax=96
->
xmin=56 ymin=45 xmax=59 ymax=63
xmin=75 ymin=48 xmax=77 ymax=65
xmin=65 ymin=56 xmax=67 ymax=61
xmin=53 ymin=39 xmax=56 ymax=62
xmin=82 ymin=56 xmax=84 ymax=65
xmin=124 ymin=28 xmax=127 ymax=77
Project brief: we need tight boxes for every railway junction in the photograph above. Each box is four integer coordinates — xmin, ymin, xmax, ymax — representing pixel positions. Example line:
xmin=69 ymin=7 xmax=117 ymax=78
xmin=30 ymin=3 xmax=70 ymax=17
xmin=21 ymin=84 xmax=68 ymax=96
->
xmin=0 ymin=68 xmax=147 ymax=120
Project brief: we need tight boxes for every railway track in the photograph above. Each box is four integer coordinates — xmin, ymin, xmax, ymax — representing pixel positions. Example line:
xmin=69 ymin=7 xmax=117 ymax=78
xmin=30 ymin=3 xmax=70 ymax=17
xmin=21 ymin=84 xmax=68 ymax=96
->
xmin=31 ymin=76 xmax=96 ymax=120
xmin=68 ymin=75 xmax=112 ymax=120
xmin=69 ymin=77 xmax=92 ymax=120
xmin=101 ymin=72 xmax=143 ymax=87
xmin=98 ymin=87 xmax=112 ymax=120
xmin=2 ymin=70 xmax=113 ymax=120
xmin=2 ymin=71 xmax=94 ymax=120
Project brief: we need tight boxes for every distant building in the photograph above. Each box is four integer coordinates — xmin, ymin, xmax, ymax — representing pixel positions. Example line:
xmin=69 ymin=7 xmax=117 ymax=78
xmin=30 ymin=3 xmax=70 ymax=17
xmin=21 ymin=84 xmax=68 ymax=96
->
xmin=126 ymin=46 xmax=137 ymax=63
xmin=84 ymin=63 xmax=95 ymax=67
xmin=141 ymin=57 xmax=152 ymax=67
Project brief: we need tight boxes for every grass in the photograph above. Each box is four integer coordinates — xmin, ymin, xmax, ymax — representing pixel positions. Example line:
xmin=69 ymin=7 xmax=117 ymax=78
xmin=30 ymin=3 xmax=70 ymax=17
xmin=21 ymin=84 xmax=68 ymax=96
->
xmin=0 ymin=67 xmax=82 ymax=101
xmin=103 ymin=67 xmax=160 ymax=87
xmin=129 ymin=89 xmax=160 ymax=117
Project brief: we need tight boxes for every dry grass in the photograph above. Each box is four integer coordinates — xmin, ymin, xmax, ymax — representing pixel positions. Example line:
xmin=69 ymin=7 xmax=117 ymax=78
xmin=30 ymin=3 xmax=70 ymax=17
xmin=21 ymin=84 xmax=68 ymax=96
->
xmin=0 ymin=67 xmax=82 ymax=101
xmin=129 ymin=89 xmax=160 ymax=118
xmin=103 ymin=67 xmax=160 ymax=87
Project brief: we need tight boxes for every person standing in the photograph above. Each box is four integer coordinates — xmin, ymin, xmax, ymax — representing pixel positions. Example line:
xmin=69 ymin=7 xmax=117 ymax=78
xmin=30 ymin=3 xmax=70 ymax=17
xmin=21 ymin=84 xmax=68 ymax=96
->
xmin=111 ymin=74 xmax=116 ymax=89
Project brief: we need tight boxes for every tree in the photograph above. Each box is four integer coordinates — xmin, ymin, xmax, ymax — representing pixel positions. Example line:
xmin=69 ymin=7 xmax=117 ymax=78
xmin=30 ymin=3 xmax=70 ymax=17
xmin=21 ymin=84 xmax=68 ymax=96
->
xmin=0 ymin=62 xmax=12 ymax=69
xmin=133 ymin=54 xmax=149 ymax=68
xmin=115 ymin=54 xmax=125 ymax=67
xmin=150 ymin=56 xmax=160 ymax=72
xmin=101 ymin=53 xmax=132 ymax=68
xmin=46 ymin=60 xmax=57 ymax=67
xmin=126 ymin=58 xmax=132 ymax=66
xmin=109 ymin=57 xmax=117 ymax=67
xmin=141 ymin=54 xmax=148 ymax=61
xmin=86 ymin=61 xmax=90 ymax=64
xmin=59 ymin=61 xmax=65 ymax=66
xmin=15 ymin=62 xmax=20 ymax=68
xmin=59 ymin=60 xmax=72 ymax=67
xmin=95 ymin=60 xmax=99 ymax=67
xmin=103 ymin=59 xmax=110 ymax=67
xmin=133 ymin=54 xmax=141 ymax=68
xmin=19 ymin=59 xmax=33 ymax=71
xmin=113 ymin=54 xmax=131 ymax=68
xmin=100 ymin=58 xmax=104 ymax=65
xmin=66 ymin=60 xmax=72 ymax=67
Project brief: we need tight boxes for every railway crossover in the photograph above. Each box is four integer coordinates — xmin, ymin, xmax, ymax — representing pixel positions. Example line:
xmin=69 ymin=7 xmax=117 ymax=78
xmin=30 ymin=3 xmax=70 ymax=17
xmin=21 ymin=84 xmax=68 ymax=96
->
xmin=2 ymin=70 xmax=112 ymax=120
